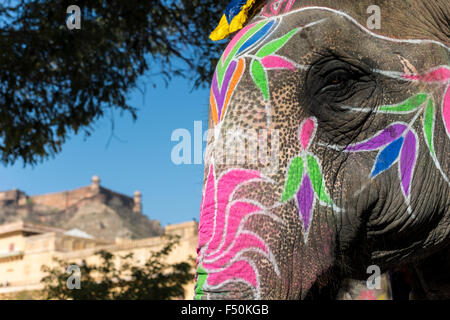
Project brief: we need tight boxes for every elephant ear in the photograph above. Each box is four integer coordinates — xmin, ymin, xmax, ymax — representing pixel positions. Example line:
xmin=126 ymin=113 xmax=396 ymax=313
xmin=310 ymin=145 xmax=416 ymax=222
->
xmin=281 ymin=157 xmax=304 ymax=202
xmin=306 ymin=155 xmax=333 ymax=206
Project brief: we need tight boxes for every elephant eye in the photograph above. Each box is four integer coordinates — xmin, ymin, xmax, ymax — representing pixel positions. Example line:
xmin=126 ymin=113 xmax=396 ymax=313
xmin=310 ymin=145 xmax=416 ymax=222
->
xmin=306 ymin=58 xmax=370 ymax=103
xmin=320 ymin=69 xmax=356 ymax=95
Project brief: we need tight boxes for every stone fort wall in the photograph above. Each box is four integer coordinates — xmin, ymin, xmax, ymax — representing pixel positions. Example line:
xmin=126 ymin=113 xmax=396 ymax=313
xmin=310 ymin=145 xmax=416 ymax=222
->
xmin=1 ymin=176 xmax=142 ymax=214
xmin=29 ymin=186 xmax=95 ymax=211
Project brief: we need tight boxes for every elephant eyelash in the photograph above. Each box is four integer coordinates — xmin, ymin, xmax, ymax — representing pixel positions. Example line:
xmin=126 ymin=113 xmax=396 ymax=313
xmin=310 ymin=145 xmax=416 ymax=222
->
xmin=319 ymin=69 xmax=357 ymax=94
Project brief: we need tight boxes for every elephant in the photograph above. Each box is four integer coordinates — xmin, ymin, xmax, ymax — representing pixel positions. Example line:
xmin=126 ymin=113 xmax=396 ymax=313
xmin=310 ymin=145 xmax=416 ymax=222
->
xmin=195 ymin=0 xmax=449 ymax=300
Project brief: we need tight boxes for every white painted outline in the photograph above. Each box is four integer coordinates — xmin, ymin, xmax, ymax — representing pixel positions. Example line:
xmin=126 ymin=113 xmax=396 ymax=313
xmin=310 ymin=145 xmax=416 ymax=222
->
xmin=423 ymin=97 xmax=436 ymax=158
xmin=342 ymin=93 xmax=429 ymax=115
xmin=255 ymin=53 xmax=308 ymax=71
xmin=298 ymin=117 xmax=317 ymax=150
xmin=216 ymin=18 xmax=282 ymax=76
xmin=280 ymin=155 xmax=305 ymax=203
xmin=205 ymin=177 xmax=276 ymax=258
xmin=434 ymin=88 xmax=450 ymax=184
xmin=203 ymin=256 xmax=261 ymax=299
xmin=276 ymin=6 xmax=449 ymax=50
xmin=293 ymin=173 xmax=316 ymax=243
xmin=369 ymin=136 xmax=403 ymax=180
xmin=306 ymin=153 xmax=339 ymax=209
xmin=197 ymin=162 xmax=283 ymax=300
xmin=397 ymin=129 xmax=419 ymax=216
xmin=200 ymin=6 xmax=450 ymax=298
xmin=216 ymin=17 xmax=326 ymax=127
xmin=218 ymin=18 xmax=280 ymax=70
xmin=342 ymin=121 xmax=408 ymax=153
xmin=279 ymin=117 xmax=343 ymax=243
xmin=442 ymin=85 xmax=450 ymax=141
xmin=202 ymin=252 xmax=261 ymax=299
xmin=260 ymin=0 xmax=297 ymax=18
xmin=212 ymin=58 xmax=247 ymax=125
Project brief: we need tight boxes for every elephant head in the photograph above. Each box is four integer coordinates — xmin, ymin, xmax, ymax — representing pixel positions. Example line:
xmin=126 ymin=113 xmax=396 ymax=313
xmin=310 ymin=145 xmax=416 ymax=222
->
xmin=195 ymin=0 xmax=449 ymax=299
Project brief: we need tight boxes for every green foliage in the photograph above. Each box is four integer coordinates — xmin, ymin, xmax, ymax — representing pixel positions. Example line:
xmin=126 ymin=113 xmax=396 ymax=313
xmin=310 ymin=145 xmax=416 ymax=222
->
xmin=0 ymin=0 xmax=231 ymax=165
xmin=40 ymin=236 xmax=194 ymax=300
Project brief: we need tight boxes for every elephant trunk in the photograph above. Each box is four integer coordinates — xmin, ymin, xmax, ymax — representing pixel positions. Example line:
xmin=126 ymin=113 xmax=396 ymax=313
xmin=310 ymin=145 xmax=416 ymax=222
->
xmin=194 ymin=163 xmax=337 ymax=299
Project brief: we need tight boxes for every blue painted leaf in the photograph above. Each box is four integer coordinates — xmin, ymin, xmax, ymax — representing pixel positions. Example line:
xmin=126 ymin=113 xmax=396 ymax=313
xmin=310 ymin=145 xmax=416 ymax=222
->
xmin=371 ymin=137 xmax=404 ymax=178
xmin=236 ymin=20 xmax=275 ymax=55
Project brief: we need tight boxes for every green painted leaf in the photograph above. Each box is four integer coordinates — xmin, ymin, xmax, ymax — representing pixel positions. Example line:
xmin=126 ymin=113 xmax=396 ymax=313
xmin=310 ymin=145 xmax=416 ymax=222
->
xmin=281 ymin=157 xmax=304 ymax=202
xmin=217 ymin=20 xmax=268 ymax=86
xmin=195 ymin=265 xmax=207 ymax=300
xmin=378 ymin=93 xmax=427 ymax=113
xmin=423 ymin=98 xmax=435 ymax=155
xmin=306 ymin=155 xmax=332 ymax=206
xmin=256 ymin=28 xmax=298 ymax=58
xmin=251 ymin=60 xmax=269 ymax=100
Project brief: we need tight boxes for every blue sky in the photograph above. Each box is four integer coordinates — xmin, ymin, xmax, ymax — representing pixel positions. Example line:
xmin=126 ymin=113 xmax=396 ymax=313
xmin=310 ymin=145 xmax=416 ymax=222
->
xmin=0 ymin=76 xmax=210 ymax=226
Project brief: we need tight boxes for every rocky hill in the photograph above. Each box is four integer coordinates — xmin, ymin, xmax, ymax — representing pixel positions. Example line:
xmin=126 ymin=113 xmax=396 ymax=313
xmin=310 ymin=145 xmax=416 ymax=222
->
xmin=0 ymin=177 xmax=163 ymax=240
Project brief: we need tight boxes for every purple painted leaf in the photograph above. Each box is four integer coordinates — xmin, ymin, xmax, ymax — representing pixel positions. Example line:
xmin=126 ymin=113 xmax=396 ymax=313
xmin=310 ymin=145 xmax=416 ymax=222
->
xmin=212 ymin=60 xmax=237 ymax=119
xmin=400 ymin=131 xmax=417 ymax=197
xmin=346 ymin=124 xmax=407 ymax=152
xmin=296 ymin=175 xmax=314 ymax=235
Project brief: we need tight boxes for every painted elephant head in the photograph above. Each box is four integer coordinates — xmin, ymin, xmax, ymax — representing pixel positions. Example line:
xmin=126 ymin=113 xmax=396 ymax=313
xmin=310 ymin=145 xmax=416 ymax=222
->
xmin=195 ymin=0 xmax=449 ymax=299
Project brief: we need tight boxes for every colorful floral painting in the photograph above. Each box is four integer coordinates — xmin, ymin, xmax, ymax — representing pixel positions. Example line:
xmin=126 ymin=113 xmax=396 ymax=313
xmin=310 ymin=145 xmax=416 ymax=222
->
xmin=210 ymin=18 xmax=299 ymax=125
xmin=280 ymin=117 xmax=336 ymax=239
xmin=261 ymin=0 xmax=297 ymax=17
xmin=343 ymin=66 xmax=450 ymax=213
xmin=346 ymin=122 xmax=418 ymax=212
xmin=195 ymin=165 xmax=281 ymax=299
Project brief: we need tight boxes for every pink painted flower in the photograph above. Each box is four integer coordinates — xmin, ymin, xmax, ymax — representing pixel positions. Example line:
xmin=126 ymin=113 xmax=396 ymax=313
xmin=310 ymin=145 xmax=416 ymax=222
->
xmin=281 ymin=117 xmax=334 ymax=240
xmin=402 ymin=67 xmax=450 ymax=83
xmin=196 ymin=165 xmax=279 ymax=299
xmin=402 ymin=67 xmax=450 ymax=137
xmin=299 ymin=117 xmax=316 ymax=151
xmin=443 ymin=85 xmax=450 ymax=138
xmin=358 ymin=290 xmax=378 ymax=300
xmin=262 ymin=0 xmax=297 ymax=17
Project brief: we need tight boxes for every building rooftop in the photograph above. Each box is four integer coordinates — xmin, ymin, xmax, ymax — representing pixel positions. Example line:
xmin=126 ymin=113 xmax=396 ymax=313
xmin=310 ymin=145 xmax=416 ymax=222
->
xmin=0 ymin=221 xmax=66 ymax=238
xmin=64 ymin=228 xmax=94 ymax=239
